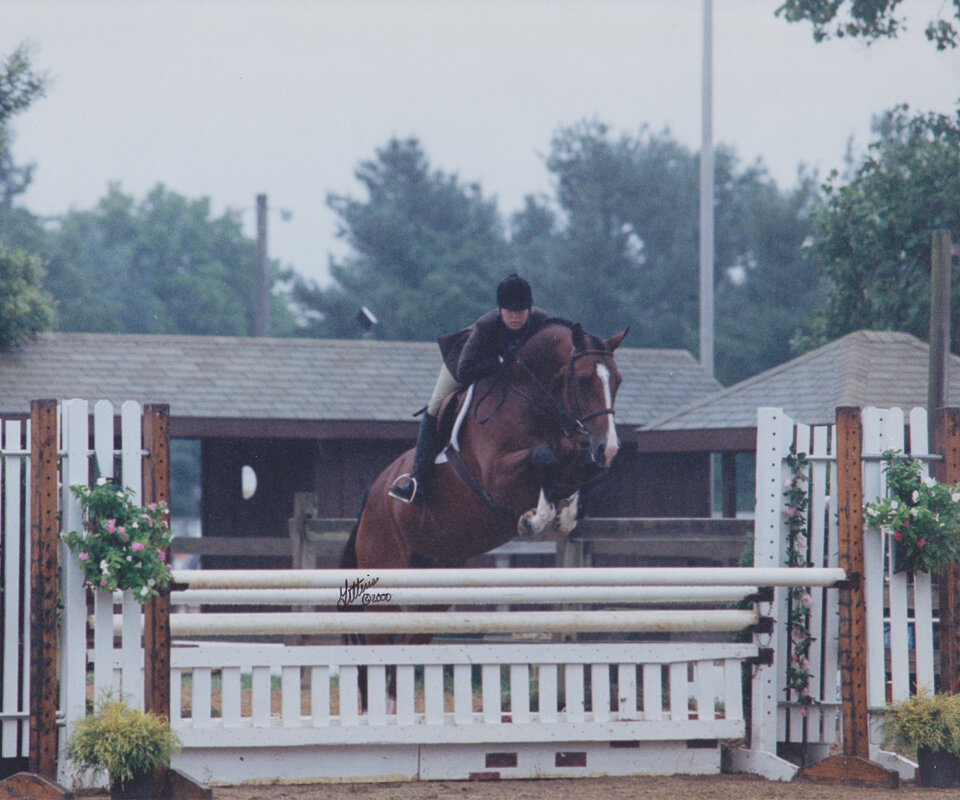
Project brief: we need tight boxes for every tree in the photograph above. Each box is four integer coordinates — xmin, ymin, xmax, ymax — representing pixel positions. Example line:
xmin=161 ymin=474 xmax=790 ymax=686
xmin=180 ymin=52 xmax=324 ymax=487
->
xmin=540 ymin=121 xmax=821 ymax=384
xmin=42 ymin=183 xmax=296 ymax=336
xmin=0 ymin=44 xmax=46 ymax=208
xmin=288 ymin=138 xmax=515 ymax=340
xmin=802 ymin=104 xmax=960 ymax=347
xmin=776 ymin=0 xmax=960 ymax=50
xmin=0 ymin=44 xmax=53 ymax=348
xmin=0 ymin=249 xmax=54 ymax=349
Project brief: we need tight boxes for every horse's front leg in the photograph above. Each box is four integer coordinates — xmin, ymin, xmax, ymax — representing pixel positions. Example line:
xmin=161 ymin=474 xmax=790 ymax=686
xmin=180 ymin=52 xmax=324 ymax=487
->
xmin=517 ymin=445 xmax=580 ymax=539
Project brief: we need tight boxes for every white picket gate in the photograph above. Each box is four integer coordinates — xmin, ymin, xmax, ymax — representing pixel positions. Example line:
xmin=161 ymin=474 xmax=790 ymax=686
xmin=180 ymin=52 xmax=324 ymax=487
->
xmin=754 ymin=406 xmax=939 ymax=774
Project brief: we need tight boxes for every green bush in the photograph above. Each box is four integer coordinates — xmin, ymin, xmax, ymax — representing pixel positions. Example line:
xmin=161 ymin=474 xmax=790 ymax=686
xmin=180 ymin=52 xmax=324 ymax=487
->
xmin=881 ymin=691 xmax=960 ymax=757
xmin=65 ymin=696 xmax=180 ymax=788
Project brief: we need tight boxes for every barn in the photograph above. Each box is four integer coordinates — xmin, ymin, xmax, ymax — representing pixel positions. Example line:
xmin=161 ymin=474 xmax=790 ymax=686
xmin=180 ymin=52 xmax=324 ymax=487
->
xmin=638 ymin=329 xmax=960 ymax=511
xmin=0 ymin=331 xmax=722 ymax=557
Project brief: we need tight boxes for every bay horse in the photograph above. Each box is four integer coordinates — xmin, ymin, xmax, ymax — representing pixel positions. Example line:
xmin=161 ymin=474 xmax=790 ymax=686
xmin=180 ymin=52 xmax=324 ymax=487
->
xmin=341 ymin=319 xmax=627 ymax=575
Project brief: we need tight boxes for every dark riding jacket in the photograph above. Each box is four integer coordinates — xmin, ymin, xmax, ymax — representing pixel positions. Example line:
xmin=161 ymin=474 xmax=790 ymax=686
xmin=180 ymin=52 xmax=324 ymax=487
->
xmin=438 ymin=307 xmax=549 ymax=385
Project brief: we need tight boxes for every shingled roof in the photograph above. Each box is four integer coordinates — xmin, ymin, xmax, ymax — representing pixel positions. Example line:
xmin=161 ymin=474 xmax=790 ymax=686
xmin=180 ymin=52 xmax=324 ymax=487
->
xmin=642 ymin=330 xmax=953 ymax=446
xmin=0 ymin=332 xmax=720 ymax=439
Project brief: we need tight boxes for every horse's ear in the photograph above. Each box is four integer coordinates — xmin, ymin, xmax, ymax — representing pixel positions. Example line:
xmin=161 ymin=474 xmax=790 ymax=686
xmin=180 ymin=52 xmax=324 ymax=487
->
xmin=571 ymin=323 xmax=588 ymax=351
xmin=605 ymin=327 xmax=629 ymax=352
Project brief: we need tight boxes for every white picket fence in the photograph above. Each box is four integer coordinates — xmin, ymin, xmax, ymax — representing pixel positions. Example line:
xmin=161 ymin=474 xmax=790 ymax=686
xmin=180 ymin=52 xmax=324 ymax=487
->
xmin=0 ymin=418 xmax=30 ymax=762
xmin=754 ymin=406 xmax=938 ymax=773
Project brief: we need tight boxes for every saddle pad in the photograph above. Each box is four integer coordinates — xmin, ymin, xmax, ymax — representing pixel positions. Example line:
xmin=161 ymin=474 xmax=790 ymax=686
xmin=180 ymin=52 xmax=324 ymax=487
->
xmin=434 ymin=383 xmax=474 ymax=464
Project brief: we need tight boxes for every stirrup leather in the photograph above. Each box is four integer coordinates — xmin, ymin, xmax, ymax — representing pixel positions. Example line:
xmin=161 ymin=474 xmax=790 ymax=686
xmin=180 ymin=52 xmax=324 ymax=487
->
xmin=388 ymin=473 xmax=418 ymax=504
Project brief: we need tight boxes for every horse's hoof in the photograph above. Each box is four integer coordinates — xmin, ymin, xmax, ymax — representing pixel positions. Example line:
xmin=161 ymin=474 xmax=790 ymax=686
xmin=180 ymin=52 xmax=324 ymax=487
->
xmin=517 ymin=512 xmax=535 ymax=538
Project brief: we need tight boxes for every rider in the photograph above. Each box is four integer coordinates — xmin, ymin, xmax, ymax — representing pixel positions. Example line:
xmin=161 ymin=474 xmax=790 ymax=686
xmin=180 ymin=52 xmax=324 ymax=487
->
xmin=389 ymin=274 xmax=549 ymax=503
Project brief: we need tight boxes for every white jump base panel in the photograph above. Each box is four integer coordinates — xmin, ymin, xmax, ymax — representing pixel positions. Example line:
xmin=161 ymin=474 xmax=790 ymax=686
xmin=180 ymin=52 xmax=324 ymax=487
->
xmin=169 ymin=642 xmax=755 ymax=784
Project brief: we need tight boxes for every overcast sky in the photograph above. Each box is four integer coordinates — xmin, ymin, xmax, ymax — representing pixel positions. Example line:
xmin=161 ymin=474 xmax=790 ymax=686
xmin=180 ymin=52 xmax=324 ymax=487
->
xmin=2 ymin=0 xmax=959 ymax=285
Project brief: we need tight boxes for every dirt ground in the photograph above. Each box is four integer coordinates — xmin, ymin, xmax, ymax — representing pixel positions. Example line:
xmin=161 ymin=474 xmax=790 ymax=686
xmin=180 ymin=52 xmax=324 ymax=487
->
xmin=206 ymin=773 xmax=947 ymax=800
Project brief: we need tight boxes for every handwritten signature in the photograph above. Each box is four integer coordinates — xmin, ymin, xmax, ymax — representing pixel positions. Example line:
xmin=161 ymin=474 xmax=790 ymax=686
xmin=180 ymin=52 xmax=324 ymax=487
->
xmin=337 ymin=575 xmax=392 ymax=608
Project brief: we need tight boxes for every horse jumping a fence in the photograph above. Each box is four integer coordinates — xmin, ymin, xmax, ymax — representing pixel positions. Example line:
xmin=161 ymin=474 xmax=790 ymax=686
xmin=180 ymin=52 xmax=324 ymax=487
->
xmin=344 ymin=321 xmax=627 ymax=580
xmin=7 ymin=400 xmax=959 ymax=791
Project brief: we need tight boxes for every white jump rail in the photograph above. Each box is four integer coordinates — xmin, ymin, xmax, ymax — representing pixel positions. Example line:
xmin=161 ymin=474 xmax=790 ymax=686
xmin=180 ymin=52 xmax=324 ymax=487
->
xmin=171 ymin=566 xmax=846 ymax=589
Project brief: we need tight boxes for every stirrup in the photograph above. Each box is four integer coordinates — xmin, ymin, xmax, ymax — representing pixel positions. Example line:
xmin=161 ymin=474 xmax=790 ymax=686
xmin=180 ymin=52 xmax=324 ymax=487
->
xmin=388 ymin=474 xmax=418 ymax=504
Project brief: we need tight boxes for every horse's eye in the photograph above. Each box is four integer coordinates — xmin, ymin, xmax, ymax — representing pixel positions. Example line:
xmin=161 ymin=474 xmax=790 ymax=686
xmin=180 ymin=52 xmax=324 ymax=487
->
xmin=576 ymin=375 xmax=593 ymax=391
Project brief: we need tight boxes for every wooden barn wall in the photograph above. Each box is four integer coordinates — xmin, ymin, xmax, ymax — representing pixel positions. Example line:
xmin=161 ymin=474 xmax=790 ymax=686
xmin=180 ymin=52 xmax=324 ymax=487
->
xmin=586 ymin=444 xmax=711 ymax=517
xmin=200 ymin=437 xmax=316 ymax=568
xmin=313 ymin=438 xmax=410 ymax=518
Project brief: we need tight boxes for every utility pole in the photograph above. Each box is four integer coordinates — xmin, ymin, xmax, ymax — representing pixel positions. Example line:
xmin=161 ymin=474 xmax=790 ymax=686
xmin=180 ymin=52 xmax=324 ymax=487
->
xmin=928 ymin=229 xmax=953 ymax=450
xmin=254 ymin=193 xmax=270 ymax=337
xmin=699 ymin=0 xmax=714 ymax=378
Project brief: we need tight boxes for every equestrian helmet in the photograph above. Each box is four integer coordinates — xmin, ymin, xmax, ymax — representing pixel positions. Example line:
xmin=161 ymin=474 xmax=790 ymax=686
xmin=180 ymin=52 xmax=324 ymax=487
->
xmin=497 ymin=274 xmax=533 ymax=311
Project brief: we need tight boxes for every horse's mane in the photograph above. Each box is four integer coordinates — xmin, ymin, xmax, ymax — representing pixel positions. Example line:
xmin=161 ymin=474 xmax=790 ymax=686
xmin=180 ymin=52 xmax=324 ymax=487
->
xmin=534 ymin=317 xmax=608 ymax=352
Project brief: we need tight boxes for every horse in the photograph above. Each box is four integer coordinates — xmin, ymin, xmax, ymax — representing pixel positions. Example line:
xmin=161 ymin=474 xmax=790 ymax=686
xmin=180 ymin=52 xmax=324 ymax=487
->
xmin=340 ymin=319 xmax=628 ymax=575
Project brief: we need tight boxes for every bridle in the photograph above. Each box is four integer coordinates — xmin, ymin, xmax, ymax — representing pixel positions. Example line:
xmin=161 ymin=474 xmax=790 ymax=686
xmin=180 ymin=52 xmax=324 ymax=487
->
xmin=476 ymin=346 xmax=617 ymax=440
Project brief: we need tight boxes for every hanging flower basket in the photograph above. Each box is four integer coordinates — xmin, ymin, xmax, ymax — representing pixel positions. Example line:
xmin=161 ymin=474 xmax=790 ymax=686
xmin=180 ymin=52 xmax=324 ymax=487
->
xmin=863 ymin=450 xmax=960 ymax=574
xmin=62 ymin=478 xmax=173 ymax=603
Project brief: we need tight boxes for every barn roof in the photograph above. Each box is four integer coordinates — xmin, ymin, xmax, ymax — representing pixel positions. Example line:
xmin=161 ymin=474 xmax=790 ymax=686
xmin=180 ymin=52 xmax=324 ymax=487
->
xmin=641 ymin=330 xmax=955 ymax=449
xmin=0 ymin=332 xmax=720 ymax=439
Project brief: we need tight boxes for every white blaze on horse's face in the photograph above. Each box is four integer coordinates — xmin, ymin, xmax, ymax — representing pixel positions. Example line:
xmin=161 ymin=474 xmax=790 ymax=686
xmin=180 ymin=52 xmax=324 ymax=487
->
xmin=596 ymin=363 xmax=619 ymax=466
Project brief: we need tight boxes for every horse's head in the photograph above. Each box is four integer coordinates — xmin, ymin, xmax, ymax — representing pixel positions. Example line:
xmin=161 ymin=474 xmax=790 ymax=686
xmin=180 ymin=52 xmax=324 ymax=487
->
xmin=564 ymin=323 xmax=628 ymax=469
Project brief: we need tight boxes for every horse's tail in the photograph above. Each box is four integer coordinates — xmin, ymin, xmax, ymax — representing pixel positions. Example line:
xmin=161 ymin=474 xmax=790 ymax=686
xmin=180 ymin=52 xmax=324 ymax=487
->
xmin=338 ymin=488 xmax=369 ymax=570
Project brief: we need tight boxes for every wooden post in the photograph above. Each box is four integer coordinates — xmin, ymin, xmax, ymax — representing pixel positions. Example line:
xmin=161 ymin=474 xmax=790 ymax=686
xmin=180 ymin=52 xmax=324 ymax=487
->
xmin=142 ymin=405 xmax=170 ymax=719
xmin=935 ymin=407 xmax=960 ymax=693
xmin=139 ymin=406 xmax=211 ymax=800
xmin=797 ymin=407 xmax=897 ymax=788
xmin=928 ymin=230 xmax=952 ymax=453
xmin=28 ymin=400 xmax=59 ymax=779
xmin=835 ymin=407 xmax=870 ymax=760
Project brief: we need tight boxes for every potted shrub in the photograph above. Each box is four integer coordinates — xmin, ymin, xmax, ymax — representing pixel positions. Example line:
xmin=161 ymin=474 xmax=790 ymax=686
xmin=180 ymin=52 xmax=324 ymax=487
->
xmin=881 ymin=691 xmax=960 ymax=787
xmin=65 ymin=696 xmax=180 ymax=799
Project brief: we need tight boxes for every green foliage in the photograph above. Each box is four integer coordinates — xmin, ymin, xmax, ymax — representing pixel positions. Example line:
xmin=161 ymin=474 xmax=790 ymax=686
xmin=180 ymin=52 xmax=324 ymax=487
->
xmin=62 ymin=480 xmax=173 ymax=602
xmin=881 ymin=691 xmax=960 ymax=756
xmin=289 ymin=138 xmax=513 ymax=340
xmin=0 ymin=248 xmax=54 ymax=348
xmin=800 ymin=104 xmax=960 ymax=351
xmin=42 ymin=183 xmax=296 ymax=337
xmin=783 ymin=446 xmax=816 ymax=707
xmin=538 ymin=120 xmax=820 ymax=384
xmin=66 ymin=695 xmax=180 ymax=788
xmin=776 ymin=0 xmax=959 ymax=50
xmin=863 ymin=450 xmax=960 ymax=573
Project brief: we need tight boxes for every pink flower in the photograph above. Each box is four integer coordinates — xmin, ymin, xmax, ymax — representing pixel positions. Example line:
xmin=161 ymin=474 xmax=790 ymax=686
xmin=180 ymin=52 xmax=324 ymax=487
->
xmin=902 ymin=520 xmax=910 ymax=528
xmin=894 ymin=531 xmax=903 ymax=541
xmin=148 ymin=503 xmax=157 ymax=512
xmin=142 ymin=513 xmax=153 ymax=523
xmin=103 ymin=519 xmax=116 ymax=533
xmin=131 ymin=541 xmax=145 ymax=552
xmin=782 ymin=505 xmax=798 ymax=518
xmin=157 ymin=550 xmax=166 ymax=562
xmin=117 ymin=526 xmax=125 ymax=538
xmin=100 ymin=578 xmax=108 ymax=586
xmin=918 ymin=538 xmax=926 ymax=548
xmin=801 ymin=593 xmax=812 ymax=608
xmin=800 ymin=706 xmax=809 ymax=717
xmin=78 ymin=551 xmax=88 ymax=561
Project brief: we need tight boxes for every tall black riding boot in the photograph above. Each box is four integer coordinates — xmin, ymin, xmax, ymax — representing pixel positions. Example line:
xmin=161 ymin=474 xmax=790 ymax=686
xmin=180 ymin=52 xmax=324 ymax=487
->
xmin=389 ymin=413 xmax=438 ymax=503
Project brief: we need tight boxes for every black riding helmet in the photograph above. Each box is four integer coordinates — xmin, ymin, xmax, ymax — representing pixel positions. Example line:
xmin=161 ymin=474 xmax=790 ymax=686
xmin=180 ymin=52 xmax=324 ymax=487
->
xmin=497 ymin=274 xmax=533 ymax=311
